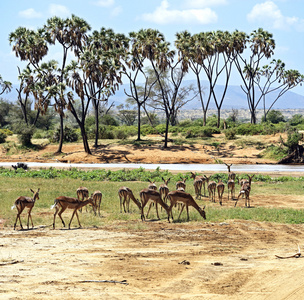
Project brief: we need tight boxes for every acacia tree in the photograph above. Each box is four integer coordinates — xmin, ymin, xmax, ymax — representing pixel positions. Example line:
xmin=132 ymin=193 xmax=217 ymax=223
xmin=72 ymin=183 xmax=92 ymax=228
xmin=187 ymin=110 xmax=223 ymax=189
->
xmin=234 ymin=28 xmax=275 ymax=124
xmin=255 ymin=59 xmax=304 ymax=121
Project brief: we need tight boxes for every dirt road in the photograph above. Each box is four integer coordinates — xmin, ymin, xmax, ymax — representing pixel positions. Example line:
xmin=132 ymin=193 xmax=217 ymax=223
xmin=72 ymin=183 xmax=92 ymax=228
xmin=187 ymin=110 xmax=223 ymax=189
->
xmin=1 ymin=213 xmax=304 ymax=299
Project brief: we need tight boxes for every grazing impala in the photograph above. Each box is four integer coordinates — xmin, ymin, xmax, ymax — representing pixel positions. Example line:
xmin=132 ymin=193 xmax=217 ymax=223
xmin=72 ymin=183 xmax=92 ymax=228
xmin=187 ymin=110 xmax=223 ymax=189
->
xmin=92 ymin=190 xmax=102 ymax=216
xmin=235 ymin=175 xmax=255 ymax=207
xmin=118 ymin=187 xmax=141 ymax=213
xmin=76 ymin=186 xmax=89 ymax=212
xmin=11 ymin=188 xmax=40 ymax=230
xmin=139 ymin=188 xmax=170 ymax=222
xmin=167 ymin=190 xmax=206 ymax=222
xmin=51 ymin=196 xmax=95 ymax=229
xmin=159 ymin=177 xmax=170 ymax=203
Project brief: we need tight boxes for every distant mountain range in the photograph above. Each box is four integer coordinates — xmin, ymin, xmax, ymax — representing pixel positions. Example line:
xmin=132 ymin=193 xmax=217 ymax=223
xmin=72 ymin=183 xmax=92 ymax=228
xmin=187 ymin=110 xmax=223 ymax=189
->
xmin=4 ymin=80 xmax=304 ymax=110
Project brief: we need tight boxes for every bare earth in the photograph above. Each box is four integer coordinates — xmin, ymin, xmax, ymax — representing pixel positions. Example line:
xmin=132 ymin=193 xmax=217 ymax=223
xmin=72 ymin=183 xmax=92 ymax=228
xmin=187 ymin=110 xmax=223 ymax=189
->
xmin=1 ymin=135 xmax=304 ymax=299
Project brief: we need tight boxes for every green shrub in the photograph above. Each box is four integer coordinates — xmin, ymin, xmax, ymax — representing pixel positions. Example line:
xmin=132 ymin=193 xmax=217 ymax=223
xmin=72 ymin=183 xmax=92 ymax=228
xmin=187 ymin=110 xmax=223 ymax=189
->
xmin=224 ymin=128 xmax=236 ymax=140
xmin=0 ymin=131 xmax=6 ymax=143
xmin=0 ymin=128 xmax=13 ymax=136
xmin=51 ymin=125 xmax=79 ymax=143
xmin=184 ymin=126 xmax=220 ymax=138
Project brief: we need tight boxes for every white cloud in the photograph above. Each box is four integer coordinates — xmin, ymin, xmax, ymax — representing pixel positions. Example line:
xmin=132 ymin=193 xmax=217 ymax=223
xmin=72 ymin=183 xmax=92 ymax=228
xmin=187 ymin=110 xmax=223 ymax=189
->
xmin=18 ymin=8 xmax=42 ymax=19
xmin=141 ymin=0 xmax=217 ymax=24
xmin=184 ymin=0 xmax=228 ymax=8
xmin=48 ymin=4 xmax=70 ymax=18
xmin=247 ymin=1 xmax=304 ymax=31
xmin=111 ymin=6 xmax=122 ymax=17
xmin=93 ymin=0 xmax=115 ymax=7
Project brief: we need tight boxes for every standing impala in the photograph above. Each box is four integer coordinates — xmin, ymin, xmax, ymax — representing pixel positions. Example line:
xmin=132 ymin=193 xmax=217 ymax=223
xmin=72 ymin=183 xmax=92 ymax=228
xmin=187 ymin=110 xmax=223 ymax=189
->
xmin=216 ymin=180 xmax=225 ymax=206
xmin=139 ymin=188 xmax=170 ymax=222
xmin=92 ymin=190 xmax=102 ymax=216
xmin=118 ymin=187 xmax=141 ymax=213
xmin=51 ymin=195 xmax=96 ymax=229
xmin=224 ymin=163 xmax=236 ymax=180
xmin=205 ymin=176 xmax=217 ymax=203
xmin=190 ymin=172 xmax=203 ymax=199
xmin=235 ymin=174 xmax=255 ymax=207
xmin=159 ymin=177 xmax=170 ymax=203
xmin=167 ymin=190 xmax=206 ymax=222
xmin=11 ymin=188 xmax=40 ymax=230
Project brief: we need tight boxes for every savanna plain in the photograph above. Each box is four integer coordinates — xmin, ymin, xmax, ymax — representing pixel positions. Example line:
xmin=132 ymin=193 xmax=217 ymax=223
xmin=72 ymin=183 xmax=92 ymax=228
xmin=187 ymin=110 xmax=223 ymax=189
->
xmin=1 ymin=133 xmax=304 ymax=299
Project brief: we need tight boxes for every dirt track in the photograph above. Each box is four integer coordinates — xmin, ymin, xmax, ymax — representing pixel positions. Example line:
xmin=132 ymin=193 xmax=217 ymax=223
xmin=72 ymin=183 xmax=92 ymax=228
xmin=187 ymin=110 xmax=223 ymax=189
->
xmin=1 ymin=194 xmax=304 ymax=300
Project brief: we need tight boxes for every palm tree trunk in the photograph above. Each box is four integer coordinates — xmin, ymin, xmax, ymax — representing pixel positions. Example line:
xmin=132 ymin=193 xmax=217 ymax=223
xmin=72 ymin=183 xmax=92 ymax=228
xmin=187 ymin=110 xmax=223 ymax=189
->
xmin=56 ymin=113 xmax=64 ymax=154
xmin=137 ymin=104 xmax=141 ymax=141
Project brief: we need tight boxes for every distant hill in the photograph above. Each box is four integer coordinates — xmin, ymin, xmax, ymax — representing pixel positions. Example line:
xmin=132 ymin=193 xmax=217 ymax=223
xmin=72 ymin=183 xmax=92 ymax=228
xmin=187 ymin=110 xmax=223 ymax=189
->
xmin=4 ymin=80 xmax=304 ymax=110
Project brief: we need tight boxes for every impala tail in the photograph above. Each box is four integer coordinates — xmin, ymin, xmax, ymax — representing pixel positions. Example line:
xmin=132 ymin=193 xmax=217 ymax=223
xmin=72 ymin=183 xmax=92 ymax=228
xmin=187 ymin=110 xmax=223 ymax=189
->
xmin=50 ymin=200 xmax=58 ymax=209
xmin=11 ymin=204 xmax=15 ymax=210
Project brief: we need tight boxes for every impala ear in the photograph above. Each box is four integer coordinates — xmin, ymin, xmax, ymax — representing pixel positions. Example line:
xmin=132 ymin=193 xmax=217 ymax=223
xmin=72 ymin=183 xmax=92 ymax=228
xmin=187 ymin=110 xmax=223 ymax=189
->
xmin=203 ymin=206 xmax=206 ymax=210
xmin=30 ymin=189 xmax=34 ymax=193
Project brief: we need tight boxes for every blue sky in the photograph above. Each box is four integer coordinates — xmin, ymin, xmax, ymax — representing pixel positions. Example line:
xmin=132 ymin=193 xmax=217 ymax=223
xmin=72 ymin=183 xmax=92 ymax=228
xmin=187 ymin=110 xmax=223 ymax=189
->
xmin=1 ymin=0 xmax=304 ymax=95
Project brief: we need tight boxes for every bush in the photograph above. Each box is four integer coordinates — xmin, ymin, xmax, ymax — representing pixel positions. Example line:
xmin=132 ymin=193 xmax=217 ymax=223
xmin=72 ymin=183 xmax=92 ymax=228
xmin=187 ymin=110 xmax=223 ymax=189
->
xmin=0 ymin=128 xmax=13 ymax=136
xmin=15 ymin=125 xmax=35 ymax=147
xmin=0 ymin=131 xmax=6 ymax=143
xmin=184 ymin=126 xmax=220 ymax=138
xmin=224 ymin=128 xmax=236 ymax=140
xmin=235 ymin=123 xmax=264 ymax=135
xmin=50 ymin=125 xmax=79 ymax=143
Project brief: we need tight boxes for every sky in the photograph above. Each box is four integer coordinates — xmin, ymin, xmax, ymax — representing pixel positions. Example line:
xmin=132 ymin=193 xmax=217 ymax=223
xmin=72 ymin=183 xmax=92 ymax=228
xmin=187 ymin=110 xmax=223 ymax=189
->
xmin=1 ymin=0 xmax=304 ymax=95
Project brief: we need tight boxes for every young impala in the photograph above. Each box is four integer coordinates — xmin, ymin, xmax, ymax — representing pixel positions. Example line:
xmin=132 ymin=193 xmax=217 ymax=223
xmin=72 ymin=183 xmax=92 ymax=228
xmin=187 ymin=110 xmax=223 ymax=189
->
xmin=92 ymin=190 xmax=102 ymax=216
xmin=11 ymin=188 xmax=40 ymax=230
xmin=159 ymin=177 xmax=170 ymax=203
xmin=235 ymin=175 xmax=255 ymax=207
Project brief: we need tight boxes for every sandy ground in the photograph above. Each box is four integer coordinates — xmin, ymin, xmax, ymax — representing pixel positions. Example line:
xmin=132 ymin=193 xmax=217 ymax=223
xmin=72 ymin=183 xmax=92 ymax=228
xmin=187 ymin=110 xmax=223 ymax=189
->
xmin=1 ymin=136 xmax=304 ymax=299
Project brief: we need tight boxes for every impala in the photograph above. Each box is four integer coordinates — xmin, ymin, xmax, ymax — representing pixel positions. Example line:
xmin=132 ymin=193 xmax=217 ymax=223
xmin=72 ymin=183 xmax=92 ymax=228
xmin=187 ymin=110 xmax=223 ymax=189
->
xmin=216 ymin=180 xmax=225 ymax=206
xmin=11 ymin=188 xmax=40 ymax=230
xmin=167 ymin=190 xmax=206 ymax=222
xmin=176 ymin=177 xmax=187 ymax=191
xmin=92 ymin=190 xmax=102 ymax=216
xmin=227 ymin=179 xmax=236 ymax=200
xmin=148 ymin=180 xmax=157 ymax=191
xmin=224 ymin=163 xmax=236 ymax=180
xmin=51 ymin=196 xmax=95 ymax=229
xmin=76 ymin=186 xmax=89 ymax=212
xmin=139 ymin=188 xmax=170 ymax=222
xmin=159 ymin=177 xmax=170 ymax=203
xmin=205 ymin=176 xmax=217 ymax=202
xmin=235 ymin=175 xmax=255 ymax=207
xmin=190 ymin=172 xmax=203 ymax=199
xmin=118 ymin=187 xmax=141 ymax=213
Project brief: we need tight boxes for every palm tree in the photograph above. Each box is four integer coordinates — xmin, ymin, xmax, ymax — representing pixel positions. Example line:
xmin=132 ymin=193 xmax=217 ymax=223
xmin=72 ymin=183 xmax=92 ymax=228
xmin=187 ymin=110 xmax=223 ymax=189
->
xmin=44 ymin=15 xmax=92 ymax=153
xmin=235 ymin=28 xmax=275 ymax=124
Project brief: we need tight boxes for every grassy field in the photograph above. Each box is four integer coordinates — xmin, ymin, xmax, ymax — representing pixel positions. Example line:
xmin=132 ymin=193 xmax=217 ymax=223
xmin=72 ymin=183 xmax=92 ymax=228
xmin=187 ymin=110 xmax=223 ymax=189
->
xmin=2 ymin=170 xmax=304 ymax=230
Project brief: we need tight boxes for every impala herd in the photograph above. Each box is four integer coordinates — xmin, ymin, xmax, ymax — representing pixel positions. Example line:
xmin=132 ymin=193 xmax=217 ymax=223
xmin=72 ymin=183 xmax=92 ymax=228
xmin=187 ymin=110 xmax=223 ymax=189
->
xmin=11 ymin=164 xmax=255 ymax=230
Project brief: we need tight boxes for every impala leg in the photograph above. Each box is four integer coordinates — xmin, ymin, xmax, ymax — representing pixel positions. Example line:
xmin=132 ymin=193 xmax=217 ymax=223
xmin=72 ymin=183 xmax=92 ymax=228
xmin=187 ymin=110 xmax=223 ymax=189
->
xmin=126 ymin=197 xmax=130 ymax=213
xmin=177 ymin=204 xmax=185 ymax=220
xmin=28 ymin=208 xmax=34 ymax=229
xmin=69 ymin=209 xmax=78 ymax=229
xmin=75 ymin=210 xmax=81 ymax=228
xmin=186 ymin=205 xmax=190 ymax=221
xmin=155 ymin=202 xmax=160 ymax=220
xmin=146 ymin=202 xmax=153 ymax=218
xmin=141 ymin=200 xmax=147 ymax=221
xmin=53 ymin=206 xmax=59 ymax=229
